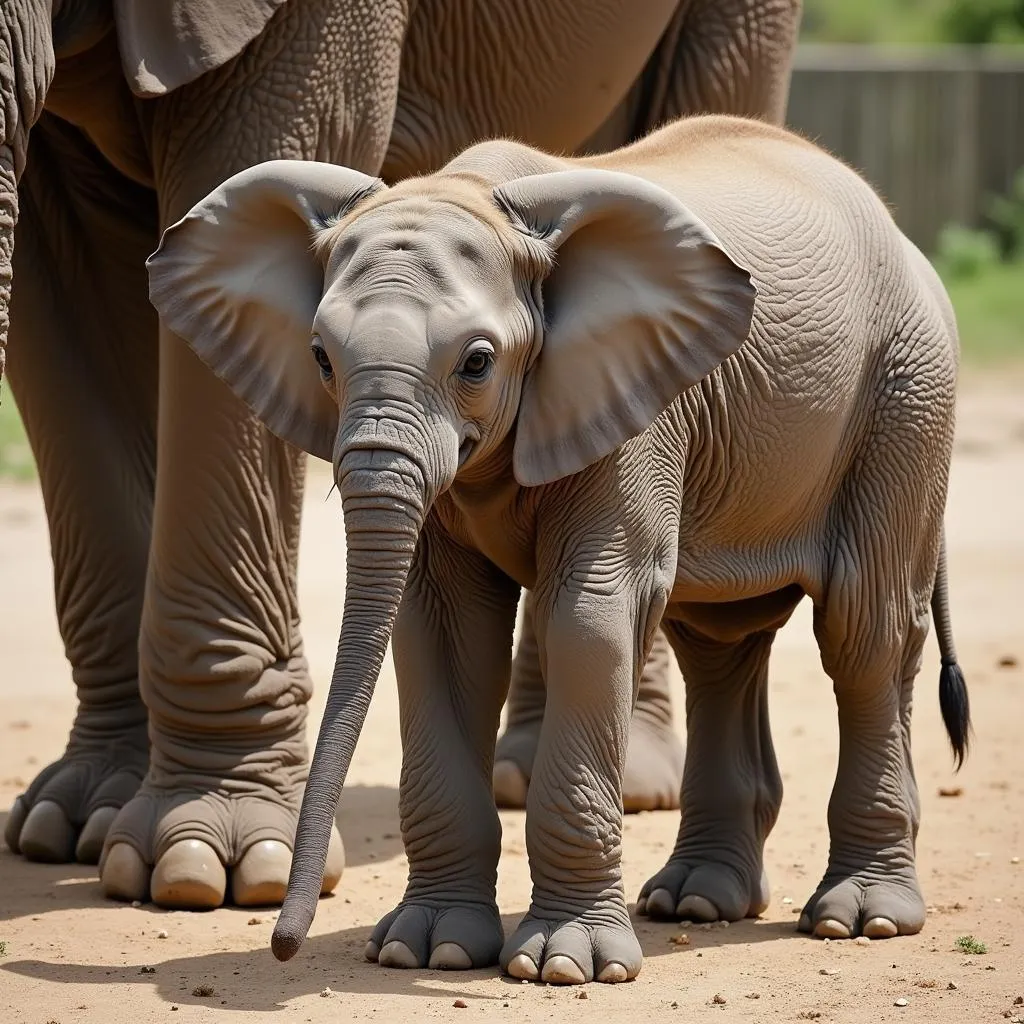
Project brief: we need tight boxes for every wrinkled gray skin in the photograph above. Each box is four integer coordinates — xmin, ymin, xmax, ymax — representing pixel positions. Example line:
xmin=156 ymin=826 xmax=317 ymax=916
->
xmin=0 ymin=0 xmax=803 ymax=908
xmin=148 ymin=115 xmax=970 ymax=984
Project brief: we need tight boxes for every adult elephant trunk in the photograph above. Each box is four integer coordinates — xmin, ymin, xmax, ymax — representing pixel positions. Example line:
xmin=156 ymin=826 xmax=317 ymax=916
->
xmin=0 ymin=0 xmax=55 ymax=386
xmin=272 ymin=439 xmax=441 ymax=961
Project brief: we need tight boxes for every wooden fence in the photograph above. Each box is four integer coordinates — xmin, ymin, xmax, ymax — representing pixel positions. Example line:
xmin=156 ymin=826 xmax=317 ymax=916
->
xmin=786 ymin=45 xmax=1024 ymax=253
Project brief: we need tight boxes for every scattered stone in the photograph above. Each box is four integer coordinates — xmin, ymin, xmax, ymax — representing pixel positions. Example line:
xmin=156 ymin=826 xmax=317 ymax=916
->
xmin=938 ymin=786 xmax=963 ymax=797
xmin=670 ymin=1001 xmax=679 ymax=1009
xmin=131 ymin=901 xmax=142 ymax=908
xmin=1015 ymin=996 xmax=1023 ymax=1004
xmin=782 ymin=897 xmax=794 ymax=905
xmin=711 ymin=993 xmax=726 ymax=1005
xmin=139 ymin=967 xmax=156 ymax=975
xmin=171 ymin=1007 xmax=178 ymax=1012
xmin=819 ymin=968 xmax=840 ymax=976
xmin=453 ymin=1000 xmax=468 ymax=1009
xmin=1012 ymin=857 xmax=1020 ymax=865
xmin=717 ymin=921 xmax=730 ymax=928
xmin=822 ymin=938 xmax=830 ymax=945
xmin=157 ymin=930 xmax=168 ymax=940
xmin=797 ymin=1013 xmax=822 ymax=1021
xmin=320 ymin=988 xmax=333 ymax=998
xmin=855 ymin=936 xmax=871 ymax=946
xmin=997 ymin=655 xmax=1018 ymax=668
xmin=746 ymin=992 xmax=760 ymax=1000
xmin=575 ymin=990 xmax=588 ymax=1000
xmin=914 ymin=979 xmax=937 ymax=988
xmin=947 ymin=982 xmax=958 ymax=990
xmin=792 ymin=907 xmax=801 ymax=914
xmin=247 ymin=917 xmax=261 ymax=926
xmin=192 ymin=985 xmax=215 ymax=998
xmin=894 ymin=998 xmax=909 ymax=1007
xmin=669 ymin=933 xmax=691 ymax=946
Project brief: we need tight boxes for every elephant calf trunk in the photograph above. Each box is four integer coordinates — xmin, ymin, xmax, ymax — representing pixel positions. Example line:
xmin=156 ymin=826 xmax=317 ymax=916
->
xmin=272 ymin=447 xmax=428 ymax=961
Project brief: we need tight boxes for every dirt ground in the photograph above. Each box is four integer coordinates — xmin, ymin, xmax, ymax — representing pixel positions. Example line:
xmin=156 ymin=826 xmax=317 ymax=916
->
xmin=1 ymin=371 xmax=1022 ymax=1024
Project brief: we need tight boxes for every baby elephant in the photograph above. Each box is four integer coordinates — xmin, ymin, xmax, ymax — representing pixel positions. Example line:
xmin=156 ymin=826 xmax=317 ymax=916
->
xmin=147 ymin=114 xmax=969 ymax=985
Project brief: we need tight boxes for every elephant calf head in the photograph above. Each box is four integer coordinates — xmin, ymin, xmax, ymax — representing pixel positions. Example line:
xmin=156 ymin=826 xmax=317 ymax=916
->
xmin=146 ymin=151 xmax=755 ymax=958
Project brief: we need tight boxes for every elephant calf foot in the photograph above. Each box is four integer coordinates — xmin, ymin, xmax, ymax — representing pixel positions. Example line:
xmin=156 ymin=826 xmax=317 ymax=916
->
xmin=500 ymin=904 xmax=642 ymax=985
xmin=99 ymin=786 xmax=344 ymax=909
xmin=638 ymin=851 xmax=770 ymax=923
xmin=365 ymin=900 xmax=504 ymax=970
xmin=5 ymin=724 xmax=148 ymax=865
xmin=798 ymin=865 xmax=925 ymax=940
xmin=493 ymin=714 xmax=683 ymax=813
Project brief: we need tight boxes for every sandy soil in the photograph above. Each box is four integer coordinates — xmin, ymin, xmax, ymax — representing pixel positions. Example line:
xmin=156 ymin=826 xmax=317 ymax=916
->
xmin=1 ymin=372 xmax=1022 ymax=1024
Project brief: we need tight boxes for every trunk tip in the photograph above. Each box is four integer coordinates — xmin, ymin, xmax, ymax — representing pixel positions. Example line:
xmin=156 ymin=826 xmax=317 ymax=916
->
xmin=271 ymin=919 xmax=306 ymax=962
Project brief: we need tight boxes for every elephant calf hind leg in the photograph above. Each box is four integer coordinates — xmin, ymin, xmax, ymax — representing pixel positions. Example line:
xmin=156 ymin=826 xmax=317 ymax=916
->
xmin=494 ymin=592 xmax=683 ymax=812
xmin=799 ymin=586 xmax=929 ymax=940
xmin=638 ymin=626 xmax=782 ymax=923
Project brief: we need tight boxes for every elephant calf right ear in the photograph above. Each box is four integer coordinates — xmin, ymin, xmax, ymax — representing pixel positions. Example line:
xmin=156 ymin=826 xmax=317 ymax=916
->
xmin=146 ymin=160 xmax=385 ymax=462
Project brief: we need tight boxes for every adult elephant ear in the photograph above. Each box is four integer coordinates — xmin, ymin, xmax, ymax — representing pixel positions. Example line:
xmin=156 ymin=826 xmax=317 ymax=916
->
xmin=494 ymin=169 xmax=757 ymax=488
xmin=114 ymin=0 xmax=290 ymax=97
xmin=146 ymin=160 xmax=385 ymax=462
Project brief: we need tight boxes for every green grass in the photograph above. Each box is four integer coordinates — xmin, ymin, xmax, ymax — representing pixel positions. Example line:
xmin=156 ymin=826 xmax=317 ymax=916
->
xmin=0 ymin=390 xmax=33 ymax=481
xmin=954 ymin=934 xmax=988 ymax=955
xmin=944 ymin=259 xmax=1024 ymax=365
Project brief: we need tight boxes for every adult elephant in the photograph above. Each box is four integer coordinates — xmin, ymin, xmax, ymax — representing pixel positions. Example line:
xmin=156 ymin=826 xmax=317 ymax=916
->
xmin=0 ymin=0 xmax=802 ymax=910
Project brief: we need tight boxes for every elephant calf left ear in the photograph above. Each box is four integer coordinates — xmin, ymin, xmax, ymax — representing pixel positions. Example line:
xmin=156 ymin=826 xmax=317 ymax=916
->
xmin=146 ymin=160 xmax=386 ymax=463
xmin=495 ymin=169 xmax=757 ymax=488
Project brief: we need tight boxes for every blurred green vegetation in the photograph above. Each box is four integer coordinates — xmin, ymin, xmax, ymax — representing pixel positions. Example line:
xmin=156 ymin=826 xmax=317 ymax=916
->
xmin=0 ymin=393 xmax=34 ymax=480
xmin=801 ymin=0 xmax=1024 ymax=44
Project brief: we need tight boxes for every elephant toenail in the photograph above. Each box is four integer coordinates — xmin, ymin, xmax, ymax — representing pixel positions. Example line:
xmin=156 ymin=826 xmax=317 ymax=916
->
xmin=379 ymin=940 xmax=419 ymax=968
xmin=597 ymin=962 xmax=629 ymax=983
xmin=506 ymin=953 xmax=539 ymax=981
xmin=813 ymin=918 xmax=852 ymax=939
xmin=428 ymin=942 xmax=472 ymax=970
xmin=863 ymin=917 xmax=898 ymax=938
xmin=540 ymin=954 xmax=586 ymax=985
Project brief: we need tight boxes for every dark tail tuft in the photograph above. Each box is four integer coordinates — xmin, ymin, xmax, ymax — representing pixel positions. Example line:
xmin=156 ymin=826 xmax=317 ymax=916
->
xmin=931 ymin=533 xmax=971 ymax=770
xmin=938 ymin=655 xmax=970 ymax=771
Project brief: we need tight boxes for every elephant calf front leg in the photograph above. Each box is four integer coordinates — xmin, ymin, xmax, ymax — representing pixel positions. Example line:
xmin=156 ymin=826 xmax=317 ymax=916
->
xmin=367 ymin=524 xmax=520 ymax=971
xmin=501 ymin=587 xmax=655 ymax=986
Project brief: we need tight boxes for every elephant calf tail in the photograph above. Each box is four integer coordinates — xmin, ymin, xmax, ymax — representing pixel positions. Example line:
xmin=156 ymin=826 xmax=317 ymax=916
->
xmin=931 ymin=532 xmax=970 ymax=770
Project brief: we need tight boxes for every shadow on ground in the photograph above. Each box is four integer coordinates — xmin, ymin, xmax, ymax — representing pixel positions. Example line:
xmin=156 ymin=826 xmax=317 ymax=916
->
xmin=1 ymin=910 xmax=811 ymax=1010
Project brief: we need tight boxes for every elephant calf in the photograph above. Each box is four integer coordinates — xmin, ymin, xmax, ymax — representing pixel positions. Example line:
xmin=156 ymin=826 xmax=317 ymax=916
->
xmin=146 ymin=114 xmax=970 ymax=985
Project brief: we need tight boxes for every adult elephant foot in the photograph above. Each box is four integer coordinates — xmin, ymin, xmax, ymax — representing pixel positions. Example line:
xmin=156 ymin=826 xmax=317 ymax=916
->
xmin=494 ymin=604 xmax=682 ymax=812
xmin=638 ymin=858 xmax=771 ymax=923
xmin=100 ymin=784 xmax=345 ymax=908
xmin=4 ymin=715 xmax=148 ymax=865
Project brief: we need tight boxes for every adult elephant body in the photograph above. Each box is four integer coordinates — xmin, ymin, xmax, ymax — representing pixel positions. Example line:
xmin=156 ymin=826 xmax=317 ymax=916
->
xmin=0 ymin=0 xmax=802 ymax=908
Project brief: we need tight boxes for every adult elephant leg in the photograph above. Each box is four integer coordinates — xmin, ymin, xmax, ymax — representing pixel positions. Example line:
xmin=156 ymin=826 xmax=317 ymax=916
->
xmin=100 ymin=0 xmax=408 ymax=909
xmin=637 ymin=624 xmax=782 ymax=923
xmin=578 ymin=0 xmax=802 ymax=158
xmin=4 ymin=114 xmax=156 ymax=865
xmin=494 ymin=596 xmax=682 ymax=813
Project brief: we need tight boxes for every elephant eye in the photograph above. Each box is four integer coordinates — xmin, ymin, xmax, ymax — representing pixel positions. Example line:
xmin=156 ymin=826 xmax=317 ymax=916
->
xmin=458 ymin=344 xmax=494 ymax=382
xmin=311 ymin=341 xmax=333 ymax=379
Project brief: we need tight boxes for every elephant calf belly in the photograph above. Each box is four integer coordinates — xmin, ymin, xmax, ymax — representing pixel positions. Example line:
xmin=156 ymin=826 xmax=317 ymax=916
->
xmin=669 ymin=583 xmax=805 ymax=643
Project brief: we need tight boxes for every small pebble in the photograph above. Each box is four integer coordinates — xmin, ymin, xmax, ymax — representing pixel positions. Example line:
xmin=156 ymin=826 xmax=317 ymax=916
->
xmin=712 ymin=993 xmax=726 ymax=1005
xmin=575 ymin=991 xmax=589 ymax=1000
xmin=1014 ymin=996 xmax=1023 ymax=1005
xmin=139 ymin=966 xmax=156 ymax=975
xmin=819 ymin=968 xmax=840 ymax=976
xmin=248 ymin=917 xmax=261 ymax=925
xmin=131 ymin=901 xmax=142 ymax=908
xmin=894 ymin=998 xmax=909 ymax=1007
xmin=453 ymin=999 xmax=468 ymax=1009
xmin=746 ymin=993 xmax=760 ymax=1000
xmin=669 ymin=933 xmax=691 ymax=946
xmin=1011 ymin=857 xmax=1020 ymax=865
xmin=947 ymin=982 xmax=958 ymax=991
xmin=171 ymin=1008 xmax=178 ymax=1013
xmin=320 ymin=988 xmax=332 ymax=998
xmin=855 ymin=936 xmax=871 ymax=946
xmin=782 ymin=897 xmax=794 ymax=905
xmin=822 ymin=938 xmax=831 ymax=945
xmin=157 ymin=930 xmax=168 ymax=939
